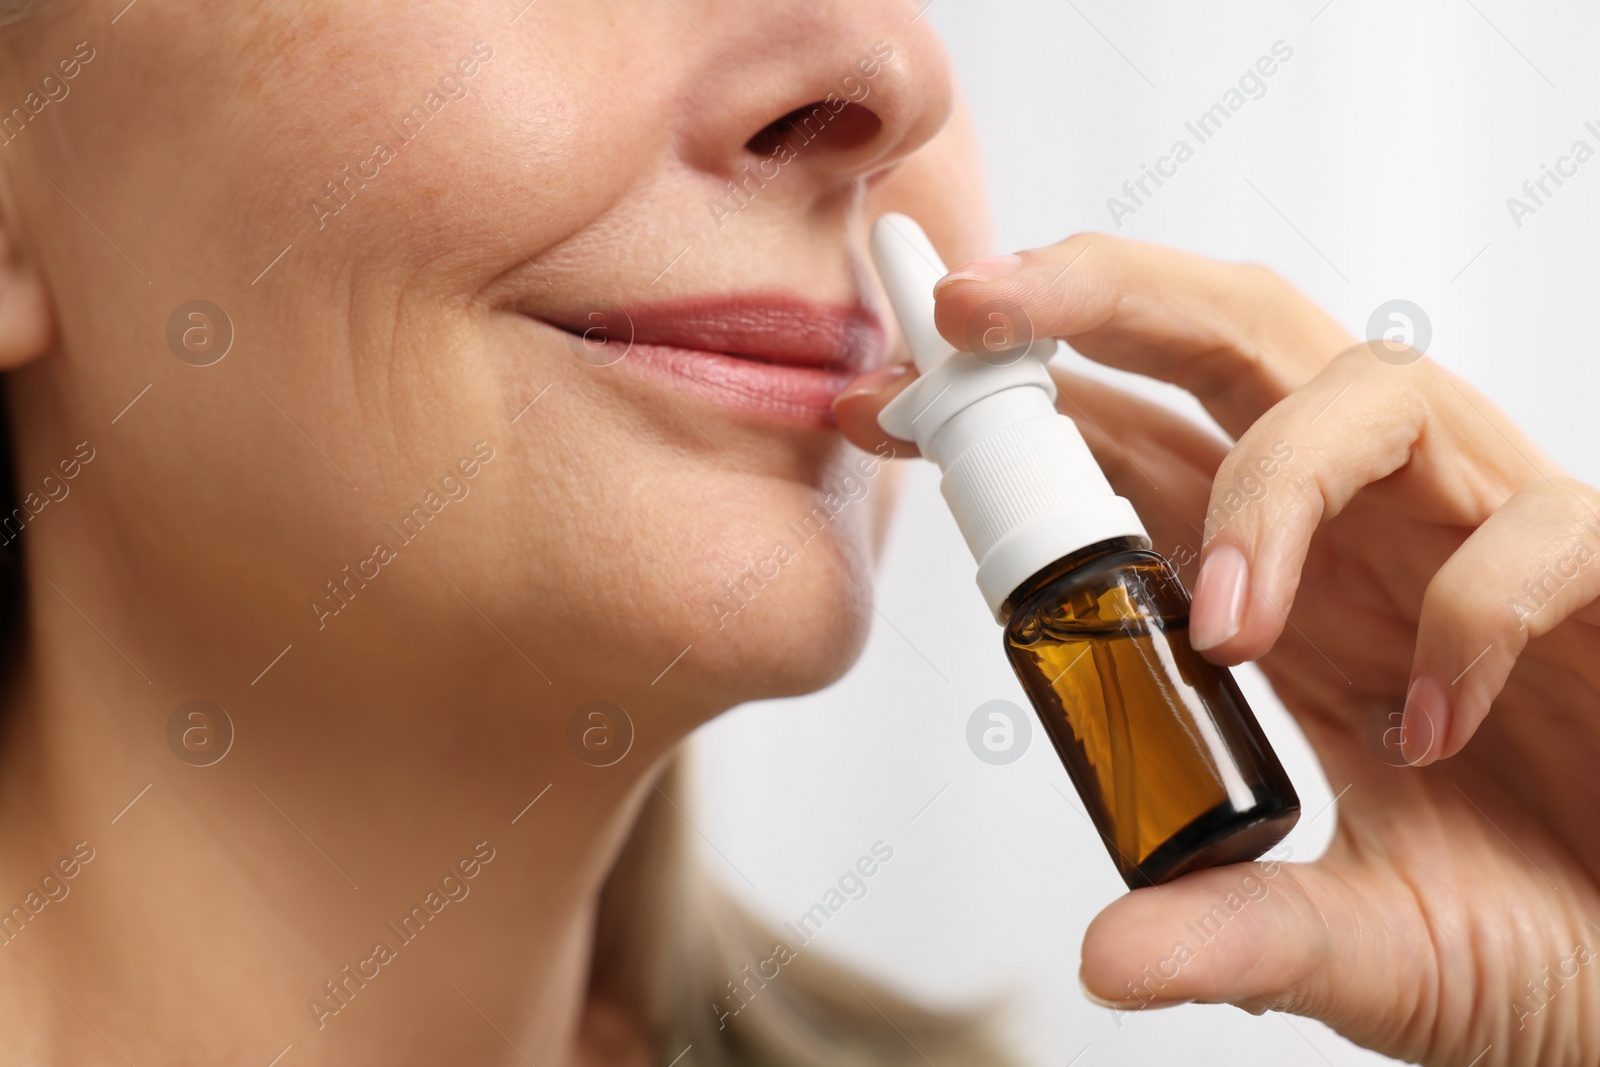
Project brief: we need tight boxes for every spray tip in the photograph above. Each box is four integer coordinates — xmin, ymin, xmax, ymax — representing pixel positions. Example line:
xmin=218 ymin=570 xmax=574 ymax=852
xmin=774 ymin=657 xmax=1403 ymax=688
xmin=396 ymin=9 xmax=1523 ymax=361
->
xmin=870 ymin=213 xmax=957 ymax=374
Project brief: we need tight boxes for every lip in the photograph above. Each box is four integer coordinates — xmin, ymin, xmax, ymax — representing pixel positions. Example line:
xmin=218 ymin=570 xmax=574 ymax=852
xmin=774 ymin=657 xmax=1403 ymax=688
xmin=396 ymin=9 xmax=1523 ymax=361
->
xmin=536 ymin=295 xmax=890 ymax=423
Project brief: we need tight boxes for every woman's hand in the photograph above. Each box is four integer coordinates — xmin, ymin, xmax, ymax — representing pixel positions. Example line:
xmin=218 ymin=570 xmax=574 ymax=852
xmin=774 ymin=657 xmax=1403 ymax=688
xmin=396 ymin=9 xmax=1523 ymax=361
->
xmin=836 ymin=233 xmax=1600 ymax=1066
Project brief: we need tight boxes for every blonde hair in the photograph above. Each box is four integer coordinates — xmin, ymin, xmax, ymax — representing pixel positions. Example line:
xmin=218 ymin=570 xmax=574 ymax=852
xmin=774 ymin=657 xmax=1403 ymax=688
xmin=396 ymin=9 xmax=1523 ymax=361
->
xmin=594 ymin=755 xmax=1018 ymax=1065
xmin=0 ymin=0 xmax=44 ymax=29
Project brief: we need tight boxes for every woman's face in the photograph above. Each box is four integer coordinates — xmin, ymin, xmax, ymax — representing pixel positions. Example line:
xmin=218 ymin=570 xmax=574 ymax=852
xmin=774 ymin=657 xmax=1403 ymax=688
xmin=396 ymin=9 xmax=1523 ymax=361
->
xmin=0 ymin=1 xmax=981 ymax=717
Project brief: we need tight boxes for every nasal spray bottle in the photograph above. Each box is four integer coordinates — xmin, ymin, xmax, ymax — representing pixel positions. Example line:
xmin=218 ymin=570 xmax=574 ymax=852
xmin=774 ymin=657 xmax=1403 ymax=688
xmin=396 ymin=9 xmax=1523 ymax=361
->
xmin=871 ymin=215 xmax=1299 ymax=888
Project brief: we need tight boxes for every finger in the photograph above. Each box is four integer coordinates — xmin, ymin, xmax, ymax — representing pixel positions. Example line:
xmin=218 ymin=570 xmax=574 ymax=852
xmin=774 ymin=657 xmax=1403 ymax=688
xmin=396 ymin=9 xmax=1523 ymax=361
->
xmin=931 ymin=233 xmax=1353 ymax=436
xmin=1186 ymin=350 xmax=1554 ymax=661
xmin=1402 ymin=476 xmax=1600 ymax=766
xmin=832 ymin=364 xmax=918 ymax=456
xmin=1050 ymin=367 xmax=1227 ymax=496
xmin=833 ymin=356 xmax=1232 ymax=588
xmin=1050 ymin=367 xmax=1226 ymax=578
xmin=833 ymin=360 xmax=1228 ymax=576
xmin=1079 ymin=857 xmax=1428 ymax=1048
xmin=831 ymin=359 xmax=1233 ymax=492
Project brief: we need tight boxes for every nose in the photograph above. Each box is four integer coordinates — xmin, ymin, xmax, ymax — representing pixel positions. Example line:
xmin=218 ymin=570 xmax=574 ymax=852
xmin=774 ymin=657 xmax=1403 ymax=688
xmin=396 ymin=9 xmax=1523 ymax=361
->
xmin=669 ymin=0 xmax=956 ymax=206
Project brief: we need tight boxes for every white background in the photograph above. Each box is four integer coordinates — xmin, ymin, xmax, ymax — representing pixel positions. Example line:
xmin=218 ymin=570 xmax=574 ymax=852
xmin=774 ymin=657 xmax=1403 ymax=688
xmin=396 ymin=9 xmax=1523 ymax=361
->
xmin=695 ymin=1 xmax=1597 ymax=1063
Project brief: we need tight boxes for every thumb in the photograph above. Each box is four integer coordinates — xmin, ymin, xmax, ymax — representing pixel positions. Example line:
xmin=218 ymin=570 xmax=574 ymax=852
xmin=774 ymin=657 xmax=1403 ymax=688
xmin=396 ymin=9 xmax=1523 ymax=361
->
xmin=831 ymin=363 xmax=918 ymax=457
xmin=1079 ymin=859 xmax=1421 ymax=1040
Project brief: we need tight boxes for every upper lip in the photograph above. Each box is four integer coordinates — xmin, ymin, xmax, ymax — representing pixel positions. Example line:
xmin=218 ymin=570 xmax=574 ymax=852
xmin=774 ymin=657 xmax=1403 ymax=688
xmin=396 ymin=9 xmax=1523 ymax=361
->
xmin=541 ymin=294 xmax=889 ymax=373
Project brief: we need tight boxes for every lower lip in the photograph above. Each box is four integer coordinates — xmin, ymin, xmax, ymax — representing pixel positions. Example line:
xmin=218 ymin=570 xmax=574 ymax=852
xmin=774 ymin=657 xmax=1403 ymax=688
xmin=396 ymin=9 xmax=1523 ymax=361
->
xmin=594 ymin=341 xmax=861 ymax=423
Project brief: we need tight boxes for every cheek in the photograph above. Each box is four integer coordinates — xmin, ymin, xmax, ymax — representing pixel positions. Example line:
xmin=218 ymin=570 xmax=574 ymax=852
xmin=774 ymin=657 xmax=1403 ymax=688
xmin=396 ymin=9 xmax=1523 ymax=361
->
xmin=26 ymin=0 xmax=894 ymax=709
xmin=485 ymin=422 xmax=881 ymax=701
xmin=20 ymin=3 xmax=669 ymax=607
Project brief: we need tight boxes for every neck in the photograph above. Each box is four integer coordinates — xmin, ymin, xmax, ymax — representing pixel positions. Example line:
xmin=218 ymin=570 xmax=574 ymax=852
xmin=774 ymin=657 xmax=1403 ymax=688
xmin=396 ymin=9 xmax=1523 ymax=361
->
xmin=0 ymin=535 xmax=690 ymax=1066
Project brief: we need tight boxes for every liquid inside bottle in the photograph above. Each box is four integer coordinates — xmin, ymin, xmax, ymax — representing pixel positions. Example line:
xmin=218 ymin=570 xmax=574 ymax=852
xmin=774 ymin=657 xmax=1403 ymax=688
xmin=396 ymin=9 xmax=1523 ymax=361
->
xmin=1004 ymin=538 xmax=1299 ymax=888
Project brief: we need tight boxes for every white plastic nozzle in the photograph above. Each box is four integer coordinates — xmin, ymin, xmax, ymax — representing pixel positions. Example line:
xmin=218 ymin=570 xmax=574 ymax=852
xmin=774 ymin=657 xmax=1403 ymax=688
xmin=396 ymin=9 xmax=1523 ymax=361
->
xmin=871 ymin=213 xmax=1148 ymax=620
xmin=869 ymin=216 xmax=957 ymax=374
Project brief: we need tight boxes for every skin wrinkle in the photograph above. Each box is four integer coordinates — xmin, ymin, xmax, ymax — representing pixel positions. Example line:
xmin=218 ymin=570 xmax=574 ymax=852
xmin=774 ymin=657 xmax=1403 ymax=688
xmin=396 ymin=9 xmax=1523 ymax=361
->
xmin=1554 ymin=476 xmax=1600 ymax=528
xmin=1361 ymin=806 xmax=1448 ymax=1061
xmin=1540 ymin=889 xmax=1593 ymax=1065
xmin=1430 ymin=396 xmax=1547 ymax=516
xmin=1484 ymin=895 xmax=1536 ymax=1062
xmin=1472 ymin=844 xmax=1537 ymax=1053
xmin=1450 ymin=782 xmax=1585 ymax=1061
xmin=1406 ymin=872 xmax=1450 ymax=1063
xmin=1243 ymin=862 xmax=1330 ymax=1015
xmin=1313 ymin=871 xmax=1377 ymax=1025
xmin=1307 ymin=813 xmax=1417 ymax=1035
xmin=1509 ymin=866 xmax=1576 ymax=1064
xmin=0 ymin=4 xmax=987 ymax=1064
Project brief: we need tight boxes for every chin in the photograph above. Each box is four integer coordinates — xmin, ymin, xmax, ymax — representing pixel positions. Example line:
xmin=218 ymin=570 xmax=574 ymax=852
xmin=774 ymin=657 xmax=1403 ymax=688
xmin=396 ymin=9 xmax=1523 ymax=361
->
xmin=559 ymin=433 xmax=895 ymax=711
xmin=702 ymin=579 xmax=877 ymax=707
xmin=665 ymin=511 xmax=881 ymax=708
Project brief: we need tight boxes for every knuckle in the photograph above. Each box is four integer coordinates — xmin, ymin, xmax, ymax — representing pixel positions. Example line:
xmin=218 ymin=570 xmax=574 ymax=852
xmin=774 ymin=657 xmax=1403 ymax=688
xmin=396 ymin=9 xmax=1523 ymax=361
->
xmin=1498 ymin=478 xmax=1600 ymax=627
xmin=1221 ymin=261 xmax=1320 ymax=366
xmin=1327 ymin=343 xmax=1374 ymax=371
xmin=1310 ymin=348 xmax=1429 ymax=428
xmin=1529 ymin=474 xmax=1600 ymax=530
xmin=1038 ymin=232 xmax=1104 ymax=262
xmin=1327 ymin=342 xmax=1422 ymax=387
xmin=1228 ymin=262 xmax=1308 ymax=327
xmin=1232 ymin=260 xmax=1290 ymax=295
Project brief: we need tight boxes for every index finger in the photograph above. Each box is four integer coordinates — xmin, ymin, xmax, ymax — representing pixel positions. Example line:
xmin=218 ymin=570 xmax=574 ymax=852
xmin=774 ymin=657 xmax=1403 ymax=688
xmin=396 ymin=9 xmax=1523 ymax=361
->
xmin=931 ymin=234 xmax=1354 ymax=438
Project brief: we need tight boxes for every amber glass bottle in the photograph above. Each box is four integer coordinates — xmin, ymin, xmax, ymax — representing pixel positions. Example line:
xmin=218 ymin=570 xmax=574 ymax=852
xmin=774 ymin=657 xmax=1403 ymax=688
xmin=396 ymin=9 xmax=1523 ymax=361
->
xmin=1002 ymin=537 xmax=1299 ymax=888
xmin=871 ymin=212 xmax=1300 ymax=890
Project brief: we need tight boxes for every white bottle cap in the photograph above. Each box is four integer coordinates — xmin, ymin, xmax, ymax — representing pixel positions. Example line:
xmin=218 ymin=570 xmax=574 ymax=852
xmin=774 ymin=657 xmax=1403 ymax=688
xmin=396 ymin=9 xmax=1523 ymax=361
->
xmin=870 ymin=214 xmax=1148 ymax=621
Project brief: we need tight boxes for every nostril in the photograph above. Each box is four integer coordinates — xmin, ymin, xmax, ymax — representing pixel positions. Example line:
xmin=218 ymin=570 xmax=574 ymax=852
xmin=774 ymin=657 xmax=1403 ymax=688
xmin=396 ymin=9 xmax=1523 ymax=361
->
xmin=744 ymin=101 xmax=883 ymax=159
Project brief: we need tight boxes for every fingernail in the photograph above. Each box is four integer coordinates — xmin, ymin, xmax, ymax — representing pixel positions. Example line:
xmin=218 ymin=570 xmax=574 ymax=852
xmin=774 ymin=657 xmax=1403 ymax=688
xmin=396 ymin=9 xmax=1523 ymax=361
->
xmin=932 ymin=253 xmax=1024 ymax=296
xmin=1079 ymin=978 xmax=1192 ymax=1011
xmin=1402 ymin=674 xmax=1448 ymax=766
xmin=833 ymin=362 xmax=912 ymax=406
xmin=1189 ymin=545 xmax=1249 ymax=651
